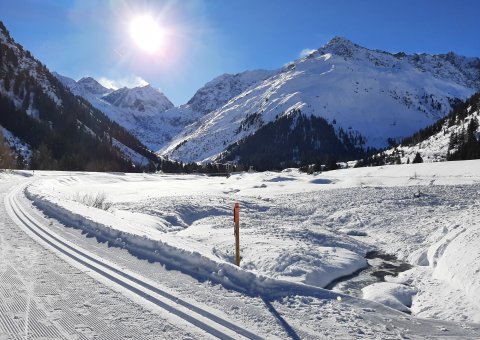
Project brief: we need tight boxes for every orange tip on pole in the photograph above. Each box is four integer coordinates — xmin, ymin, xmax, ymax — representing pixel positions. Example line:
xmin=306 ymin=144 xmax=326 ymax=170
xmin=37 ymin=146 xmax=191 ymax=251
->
xmin=234 ymin=202 xmax=239 ymax=223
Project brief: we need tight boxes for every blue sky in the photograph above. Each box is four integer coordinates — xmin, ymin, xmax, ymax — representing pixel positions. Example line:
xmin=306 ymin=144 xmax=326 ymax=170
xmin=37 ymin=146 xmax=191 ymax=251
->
xmin=1 ymin=0 xmax=479 ymax=105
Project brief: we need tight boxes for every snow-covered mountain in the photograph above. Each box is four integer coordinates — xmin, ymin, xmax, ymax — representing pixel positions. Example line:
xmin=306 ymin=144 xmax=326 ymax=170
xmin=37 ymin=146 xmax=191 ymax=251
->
xmin=0 ymin=21 xmax=159 ymax=170
xmin=103 ymin=85 xmax=174 ymax=113
xmin=53 ymin=74 xmax=112 ymax=98
xmin=55 ymin=75 xmax=197 ymax=151
xmin=56 ymin=69 xmax=275 ymax=152
xmin=78 ymin=77 xmax=112 ymax=96
xmin=162 ymin=37 xmax=480 ymax=165
xmin=52 ymin=36 xmax=479 ymax=167
xmin=56 ymin=74 xmax=173 ymax=115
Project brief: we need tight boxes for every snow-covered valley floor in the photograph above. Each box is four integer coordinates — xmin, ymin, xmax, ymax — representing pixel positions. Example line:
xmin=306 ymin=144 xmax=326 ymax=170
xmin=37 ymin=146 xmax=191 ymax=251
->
xmin=1 ymin=161 xmax=480 ymax=338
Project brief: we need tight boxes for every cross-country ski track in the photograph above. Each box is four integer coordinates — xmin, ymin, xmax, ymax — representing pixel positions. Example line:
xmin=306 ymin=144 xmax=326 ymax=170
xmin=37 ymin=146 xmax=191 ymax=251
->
xmin=4 ymin=181 xmax=260 ymax=340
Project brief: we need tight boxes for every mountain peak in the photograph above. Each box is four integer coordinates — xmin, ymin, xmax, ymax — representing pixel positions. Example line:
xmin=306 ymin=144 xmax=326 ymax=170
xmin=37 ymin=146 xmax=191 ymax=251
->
xmin=130 ymin=84 xmax=165 ymax=96
xmin=77 ymin=77 xmax=111 ymax=95
xmin=325 ymin=36 xmax=355 ymax=47
xmin=320 ymin=36 xmax=361 ymax=57
xmin=78 ymin=76 xmax=97 ymax=83
xmin=103 ymin=84 xmax=174 ymax=113
xmin=186 ymin=69 xmax=275 ymax=115
xmin=135 ymin=84 xmax=157 ymax=92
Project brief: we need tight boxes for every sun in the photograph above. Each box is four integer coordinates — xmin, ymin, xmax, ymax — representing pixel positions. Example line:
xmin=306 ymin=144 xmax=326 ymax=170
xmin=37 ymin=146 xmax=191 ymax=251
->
xmin=129 ymin=15 xmax=165 ymax=53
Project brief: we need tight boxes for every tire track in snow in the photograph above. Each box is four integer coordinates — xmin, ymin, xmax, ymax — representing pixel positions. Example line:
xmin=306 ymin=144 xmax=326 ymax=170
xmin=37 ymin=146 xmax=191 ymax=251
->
xmin=5 ymin=184 xmax=261 ymax=340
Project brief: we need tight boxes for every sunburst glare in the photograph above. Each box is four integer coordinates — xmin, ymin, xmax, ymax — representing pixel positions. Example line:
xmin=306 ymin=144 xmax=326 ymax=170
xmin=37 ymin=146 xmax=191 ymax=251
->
xmin=129 ymin=15 xmax=165 ymax=53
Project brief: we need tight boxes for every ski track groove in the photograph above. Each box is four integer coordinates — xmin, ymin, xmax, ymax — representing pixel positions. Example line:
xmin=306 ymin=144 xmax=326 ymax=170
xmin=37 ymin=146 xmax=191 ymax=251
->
xmin=0 ymin=309 xmax=21 ymax=338
xmin=1 ymin=181 xmax=197 ymax=339
xmin=6 ymin=183 xmax=262 ymax=340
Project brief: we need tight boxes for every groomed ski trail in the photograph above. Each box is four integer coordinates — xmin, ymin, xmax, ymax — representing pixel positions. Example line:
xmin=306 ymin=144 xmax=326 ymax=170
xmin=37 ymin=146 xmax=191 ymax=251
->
xmin=5 ymin=182 xmax=261 ymax=340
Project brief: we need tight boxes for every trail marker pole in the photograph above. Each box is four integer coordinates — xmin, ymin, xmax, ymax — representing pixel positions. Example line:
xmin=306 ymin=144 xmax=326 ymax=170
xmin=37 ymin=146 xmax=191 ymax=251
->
xmin=234 ymin=202 xmax=240 ymax=266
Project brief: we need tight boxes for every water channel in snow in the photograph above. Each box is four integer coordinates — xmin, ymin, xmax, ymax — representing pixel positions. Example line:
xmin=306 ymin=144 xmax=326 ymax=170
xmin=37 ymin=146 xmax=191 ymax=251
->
xmin=327 ymin=251 xmax=412 ymax=297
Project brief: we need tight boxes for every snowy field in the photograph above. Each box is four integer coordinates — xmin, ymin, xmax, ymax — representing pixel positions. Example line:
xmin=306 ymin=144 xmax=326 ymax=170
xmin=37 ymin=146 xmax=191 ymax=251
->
xmin=2 ymin=160 xmax=480 ymax=338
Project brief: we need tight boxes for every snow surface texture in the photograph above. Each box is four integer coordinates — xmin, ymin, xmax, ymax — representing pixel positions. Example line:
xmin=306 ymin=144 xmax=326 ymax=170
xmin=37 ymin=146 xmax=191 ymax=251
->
xmin=362 ymin=282 xmax=417 ymax=313
xmin=26 ymin=160 xmax=480 ymax=324
xmin=163 ymin=37 xmax=480 ymax=162
xmin=4 ymin=172 xmax=480 ymax=338
xmin=0 ymin=177 xmax=201 ymax=339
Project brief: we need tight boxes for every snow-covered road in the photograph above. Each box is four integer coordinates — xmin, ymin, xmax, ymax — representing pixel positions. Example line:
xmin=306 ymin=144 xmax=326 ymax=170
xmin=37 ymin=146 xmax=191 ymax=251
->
xmin=1 ymin=166 xmax=480 ymax=339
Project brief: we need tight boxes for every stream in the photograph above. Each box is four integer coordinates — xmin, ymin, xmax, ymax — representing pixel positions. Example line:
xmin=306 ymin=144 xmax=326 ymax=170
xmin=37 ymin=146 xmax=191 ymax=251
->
xmin=326 ymin=250 xmax=412 ymax=297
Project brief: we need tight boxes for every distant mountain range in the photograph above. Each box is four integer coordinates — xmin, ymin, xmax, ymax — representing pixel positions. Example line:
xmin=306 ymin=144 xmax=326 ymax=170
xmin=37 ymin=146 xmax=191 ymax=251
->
xmin=161 ymin=37 xmax=480 ymax=167
xmin=1 ymin=18 xmax=480 ymax=170
xmin=54 ymin=70 xmax=276 ymax=153
xmin=53 ymin=74 xmax=186 ymax=151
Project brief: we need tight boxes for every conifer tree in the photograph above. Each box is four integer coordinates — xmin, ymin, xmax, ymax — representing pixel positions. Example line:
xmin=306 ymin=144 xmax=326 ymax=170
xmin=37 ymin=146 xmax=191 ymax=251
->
xmin=412 ymin=152 xmax=423 ymax=163
xmin=0 ymin=130 xmax=16 ymax=169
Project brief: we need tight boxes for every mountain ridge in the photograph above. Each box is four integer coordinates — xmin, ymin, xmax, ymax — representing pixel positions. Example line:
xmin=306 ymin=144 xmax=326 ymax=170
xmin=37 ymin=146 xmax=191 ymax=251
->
xmin=46 ymin=34 xmax=480 ymax=168
xmin=161 ymin=37 xmax=479 ymax=165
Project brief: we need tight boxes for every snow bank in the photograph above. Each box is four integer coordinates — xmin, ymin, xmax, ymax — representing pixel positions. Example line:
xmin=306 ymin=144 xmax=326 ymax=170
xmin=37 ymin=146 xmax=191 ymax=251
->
xmin=429 ymin=225 xmax=480 ymax=309
xmin=362 ymin=282 xmax=417 ymax=312
xmin=25 ymin=185 xmax=347 ymax=299
xmin=25 ymin=171 xmax=372 ymax=292
xmin=0 ymin=170 xmax=32 ymax=181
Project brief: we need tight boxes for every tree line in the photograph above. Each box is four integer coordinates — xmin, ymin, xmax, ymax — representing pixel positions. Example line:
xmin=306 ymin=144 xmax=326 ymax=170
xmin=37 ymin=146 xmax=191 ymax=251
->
xmin=220 ymin=110 xmax=370 ymax=171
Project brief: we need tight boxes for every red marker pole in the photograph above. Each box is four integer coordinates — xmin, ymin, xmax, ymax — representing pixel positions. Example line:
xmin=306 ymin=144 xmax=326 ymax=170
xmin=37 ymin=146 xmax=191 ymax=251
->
xmin=234 ymin=202 xmax=240 ymax=266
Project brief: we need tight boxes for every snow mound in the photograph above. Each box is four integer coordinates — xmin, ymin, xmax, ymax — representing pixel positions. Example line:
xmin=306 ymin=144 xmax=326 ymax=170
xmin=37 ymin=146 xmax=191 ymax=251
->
xmin=429 ymin=224 xmax=480 ymax=310
xmin=362 ymin=282 xmax=417 ymax=312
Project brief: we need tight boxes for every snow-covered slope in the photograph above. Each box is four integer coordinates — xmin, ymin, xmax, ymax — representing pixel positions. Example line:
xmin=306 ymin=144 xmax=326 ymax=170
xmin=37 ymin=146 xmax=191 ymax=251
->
xmin=1 ymin=125 xmax=31 ymax=165
xmin=163 ymin=37 xmax=480 ymax=163
xmin=103 ymin=85 xmax=174 ymax=113
xmin=4 ymin=171 xmax=480 ymax=340
xmin=186 ymin=70 xmax=275 ymax=115
xmin=374 ymin=92 xmax=480 ymax=164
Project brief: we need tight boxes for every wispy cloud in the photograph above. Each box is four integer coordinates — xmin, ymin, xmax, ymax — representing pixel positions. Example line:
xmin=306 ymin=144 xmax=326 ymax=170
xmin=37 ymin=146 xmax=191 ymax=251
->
xmin=299 ymin=48 xmax=316 ymax=58
xmin=98 ymin=76 xmax=149 ymax=90
xmin=97 ymin=77 xmax=118 ymax=90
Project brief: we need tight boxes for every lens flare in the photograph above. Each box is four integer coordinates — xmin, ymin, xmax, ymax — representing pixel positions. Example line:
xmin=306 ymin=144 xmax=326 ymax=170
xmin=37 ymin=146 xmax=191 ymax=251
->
xmin=129 ymin=15 xmax=164 ymax=53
